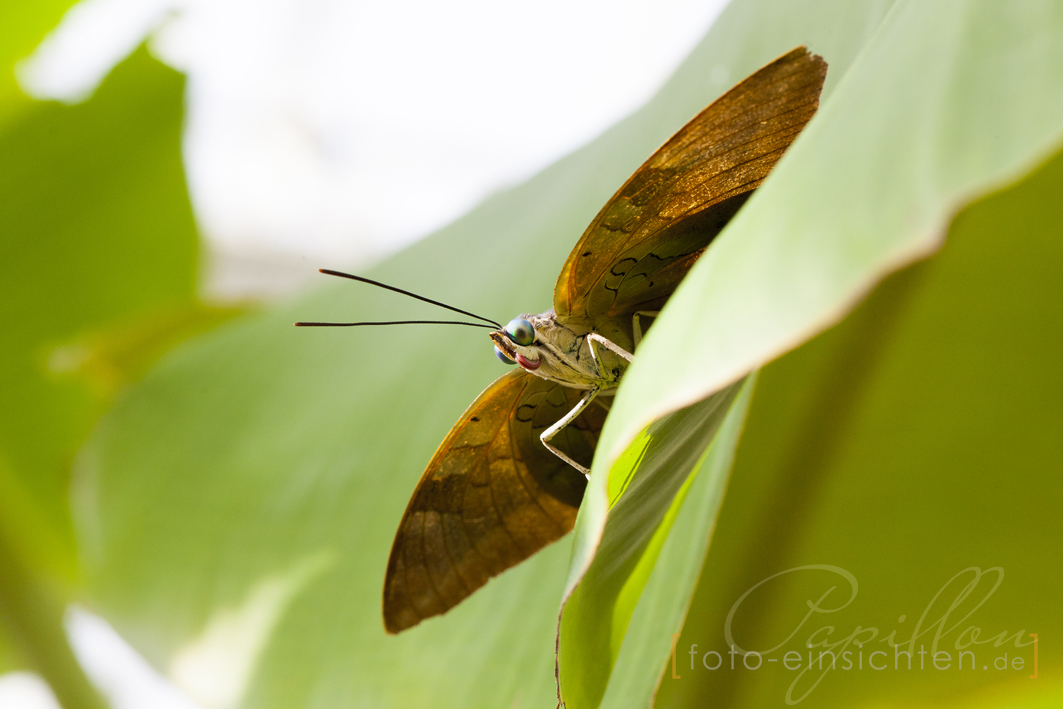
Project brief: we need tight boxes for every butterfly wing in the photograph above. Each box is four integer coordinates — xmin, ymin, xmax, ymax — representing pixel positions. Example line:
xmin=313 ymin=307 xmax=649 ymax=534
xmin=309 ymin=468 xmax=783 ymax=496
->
xmin=383 ymin=370 xmax=604 ymax=633
xmin=553 ymin=46 xmax=827 ymax=318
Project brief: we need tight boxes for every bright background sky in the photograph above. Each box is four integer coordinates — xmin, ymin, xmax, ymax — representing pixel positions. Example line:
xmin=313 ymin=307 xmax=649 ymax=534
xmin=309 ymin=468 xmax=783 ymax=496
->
xmin=5 ymin=0 xmax=729 ymax=705
xmin=19 ymin=0 xmax=730 ymax=299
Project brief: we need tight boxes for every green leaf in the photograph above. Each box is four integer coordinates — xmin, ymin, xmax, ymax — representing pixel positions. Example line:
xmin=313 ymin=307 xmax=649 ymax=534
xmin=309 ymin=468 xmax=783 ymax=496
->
xmin=558 ymin=377 xmax=755 ymax=709
xmin=658 ymin=142 xmax=1063 ymax=707
xmin=0 ymin=43 xmax=198 ymax=705
xmin=0 ymin=0 xmax=76 ymax=128
xmin=48 ymin=302 xmax=246 ymax=399
xmin=557 ymin=2 xmax=1063 ymax=705
xmin=601 ymin=0 xmax=1063 ymax=472
xmin=0 ymin=43 xmax=199 ymax=580
xmin=848 ymin=681 xmax=1063 ymax=709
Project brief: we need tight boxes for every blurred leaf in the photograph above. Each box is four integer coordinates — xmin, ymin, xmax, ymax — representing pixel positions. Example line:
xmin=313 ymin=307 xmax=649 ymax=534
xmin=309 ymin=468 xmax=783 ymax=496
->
xmin=0 ymin=42 xmax=199 ymax=704
xmin=0 ymin=0 xmax=77 ymax=127
xmin=657 ymin=143 xmax=1063 ymax=707
xmin=49 ymin=303 xmax=245 ymax=399
xmin=0 ymin=44 xmax=199 ymax=579
xmin=861 ymin=680 xmax=1063 ymax=709
xmin=0 ymin=530 xmax=102 ymax=709
xmin=0 ymin=646 xmax=16 ymax=675
xmin=558 ymin=2 xmax=1063 ymax=705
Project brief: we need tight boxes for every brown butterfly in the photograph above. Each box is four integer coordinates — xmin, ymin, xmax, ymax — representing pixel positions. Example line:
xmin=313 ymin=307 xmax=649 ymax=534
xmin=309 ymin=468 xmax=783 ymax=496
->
xmin=299 ymin=47 xmax=826 ymax=633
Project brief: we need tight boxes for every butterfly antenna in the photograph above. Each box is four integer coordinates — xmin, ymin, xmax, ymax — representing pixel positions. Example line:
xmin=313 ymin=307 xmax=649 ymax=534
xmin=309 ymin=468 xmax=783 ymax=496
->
xmin=305 ymin=269 xmax=502 ymax=328
xmin=294 ymin=320 xmax=496 ymax=328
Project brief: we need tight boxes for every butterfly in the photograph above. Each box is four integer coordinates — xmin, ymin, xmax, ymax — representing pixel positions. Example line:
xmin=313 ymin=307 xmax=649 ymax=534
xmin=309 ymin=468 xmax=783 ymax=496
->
xmin=298 ymin=47 xmax=826 ymax=633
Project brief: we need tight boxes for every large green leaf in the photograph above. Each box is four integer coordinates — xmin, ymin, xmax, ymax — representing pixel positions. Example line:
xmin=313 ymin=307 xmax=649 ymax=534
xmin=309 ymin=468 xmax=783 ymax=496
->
xmin=557 ymin=2 xmax=1063 ymax=706
xmin=600 ymin=0 xmax=1063 ymax=468
xmin=0 ymin=44 xmax=199 ymax=705
xmin=657 ymin=142 xmax=1063 ymax=707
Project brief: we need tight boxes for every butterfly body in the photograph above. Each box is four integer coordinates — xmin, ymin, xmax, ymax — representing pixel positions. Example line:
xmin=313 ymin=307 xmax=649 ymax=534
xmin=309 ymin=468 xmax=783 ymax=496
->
xmin=489 ymin=311 xmax=635 ymax=392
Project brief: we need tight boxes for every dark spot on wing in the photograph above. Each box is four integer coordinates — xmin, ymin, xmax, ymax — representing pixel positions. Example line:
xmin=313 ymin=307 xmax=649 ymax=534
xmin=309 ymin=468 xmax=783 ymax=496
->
xmin=610 ymin=257 xmax=637 ymax=277
xmin=544 ymin=397 xmax=566 ymax=410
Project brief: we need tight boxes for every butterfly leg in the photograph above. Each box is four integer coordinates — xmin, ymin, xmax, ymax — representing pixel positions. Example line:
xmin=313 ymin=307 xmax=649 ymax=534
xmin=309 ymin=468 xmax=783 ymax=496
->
xmin=586 ymin=333 xmax=634 ymax=386
xmin=632 ymin=311 xmax=660 ymax=348
xmin=587 ymin=333 xmax=634 ymax=382
xmin=540 ymin=387 xmax=599 ymax=476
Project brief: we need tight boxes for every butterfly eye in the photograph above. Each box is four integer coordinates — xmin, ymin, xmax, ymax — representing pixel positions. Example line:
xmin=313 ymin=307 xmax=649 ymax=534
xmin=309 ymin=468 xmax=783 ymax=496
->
xmin=504 ymin=318 xmax=535 ymax=346
xmin=494 ymin=345 xmax=516 ymax=365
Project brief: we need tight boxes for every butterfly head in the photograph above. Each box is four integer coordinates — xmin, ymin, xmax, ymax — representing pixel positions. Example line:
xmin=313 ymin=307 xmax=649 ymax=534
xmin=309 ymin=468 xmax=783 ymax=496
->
xmin=491 ymin=316 xmax=543 ymax=371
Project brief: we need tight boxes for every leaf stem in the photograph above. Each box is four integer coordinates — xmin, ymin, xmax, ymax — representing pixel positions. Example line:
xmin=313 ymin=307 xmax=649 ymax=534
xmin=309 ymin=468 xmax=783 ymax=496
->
xmin=0 ymin=534 xmax=105 ymax=709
